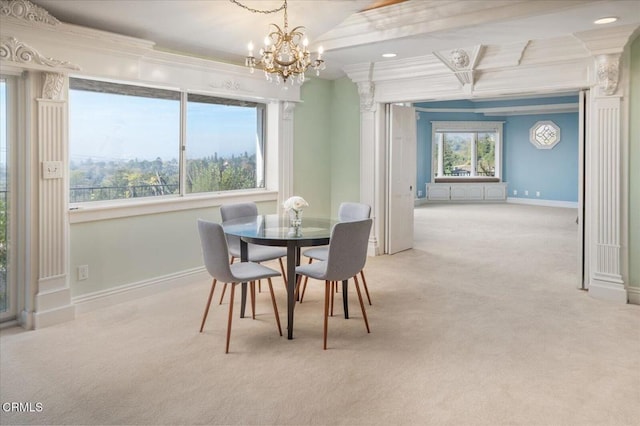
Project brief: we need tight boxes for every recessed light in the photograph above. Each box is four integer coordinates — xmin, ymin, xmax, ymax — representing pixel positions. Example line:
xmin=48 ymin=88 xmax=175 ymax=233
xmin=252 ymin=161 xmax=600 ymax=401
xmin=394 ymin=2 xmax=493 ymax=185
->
xmin=594 ymin=16 xmax=618 ymax=25
xmin=382 ymin=53 xmax=397 ymax=58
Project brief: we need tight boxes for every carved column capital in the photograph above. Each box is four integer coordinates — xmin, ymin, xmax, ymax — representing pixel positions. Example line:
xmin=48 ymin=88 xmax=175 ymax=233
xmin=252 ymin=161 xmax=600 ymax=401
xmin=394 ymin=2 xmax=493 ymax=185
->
xmin=357 ymin=81 xmax=376 ymax=112
xmin=595 ymin=54 xmax=620 ymax=96
xmin=42 ymin=72 xmax=64 ymax=100
xmin=282 ymin=101 xmax=296 ymax=120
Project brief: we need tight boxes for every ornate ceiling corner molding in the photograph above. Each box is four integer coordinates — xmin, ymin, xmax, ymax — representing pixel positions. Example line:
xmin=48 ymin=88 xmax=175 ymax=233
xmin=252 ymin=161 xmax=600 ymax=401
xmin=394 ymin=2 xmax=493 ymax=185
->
xmin=42 ymin=72 xmax=64 ymax=100
xmin=0 ymin=0 xmax=60 ymax=25
xmin=595 ymin=54 xmax=620 ymax=96
xmin=357 ymin=81 xmax=375 ymax=112
xmin=433 ymin=45 xmax=484 ymax=90
xmin=0 ymin=36 xmax=80 ymax=71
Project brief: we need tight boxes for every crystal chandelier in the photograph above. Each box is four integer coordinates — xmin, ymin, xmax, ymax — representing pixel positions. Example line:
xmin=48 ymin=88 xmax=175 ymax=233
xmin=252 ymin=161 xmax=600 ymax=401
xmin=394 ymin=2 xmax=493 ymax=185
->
xmin=232 ymin=0 xmax=325 ymax=85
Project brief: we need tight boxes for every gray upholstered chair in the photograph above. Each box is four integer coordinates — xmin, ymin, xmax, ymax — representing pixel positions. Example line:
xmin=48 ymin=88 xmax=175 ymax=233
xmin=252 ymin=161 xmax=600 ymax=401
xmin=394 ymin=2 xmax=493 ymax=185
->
xmin=300 ymin=202 xmax=372 ymax=304
xmin=197 ymin=219 xmax=282 ymax=353
xmin=218 ymin=202 xmax=288 ymax=303
xmin=295 ymin=218 xmax=373 ymax=350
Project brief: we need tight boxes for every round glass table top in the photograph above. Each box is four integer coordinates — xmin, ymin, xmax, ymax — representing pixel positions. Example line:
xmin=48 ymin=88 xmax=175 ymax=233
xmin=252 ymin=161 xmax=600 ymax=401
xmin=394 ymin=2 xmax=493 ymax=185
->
xmin=222 ymin=214 xmax=337 ymax=245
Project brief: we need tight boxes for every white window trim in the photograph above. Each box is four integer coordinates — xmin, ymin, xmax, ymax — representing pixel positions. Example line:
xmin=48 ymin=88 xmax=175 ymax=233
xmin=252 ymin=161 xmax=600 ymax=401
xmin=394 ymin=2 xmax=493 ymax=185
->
xmin=69 ymin=188 xmax=279 ymax=223
xmin=431 ymin=121 xmax=504 ymax=181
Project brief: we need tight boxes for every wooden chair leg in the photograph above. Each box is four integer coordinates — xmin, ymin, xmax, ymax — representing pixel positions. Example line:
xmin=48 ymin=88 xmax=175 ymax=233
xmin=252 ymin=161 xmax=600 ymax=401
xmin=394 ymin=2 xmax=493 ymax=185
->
xmin=300 ymin=258 xmax=312 ymax=302
xmin=330 ymin=281 xmax=335 ymax=316
xmin=353 ymin=275 xmax=370 ymax=333
xmin=218 ymin=283 xmax=228 ymax=305
xmin=199 ymin=278 xmax=217 ymax=332
xmin=267 ymin=278 xmax=283 ymax=336
xmin=324 ymin=280 xmax=330 ymax=350
xmin=294 ymin=275 xmax=303 ymax=301
xmin=250 ymin=281 xmax=256 ymax=320
xmin=360 ymin=270 xmax=372 ymax=305
xmin=226 ymin=283 xmax=236 ymax=354
xmin=278 ymin=258 xmax=288 ymax=288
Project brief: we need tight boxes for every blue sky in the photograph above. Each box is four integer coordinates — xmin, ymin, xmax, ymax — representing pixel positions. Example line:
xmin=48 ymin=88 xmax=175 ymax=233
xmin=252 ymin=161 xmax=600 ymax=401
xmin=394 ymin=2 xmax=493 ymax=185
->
xmin=69 ymin=90 xmax=258 ymax=163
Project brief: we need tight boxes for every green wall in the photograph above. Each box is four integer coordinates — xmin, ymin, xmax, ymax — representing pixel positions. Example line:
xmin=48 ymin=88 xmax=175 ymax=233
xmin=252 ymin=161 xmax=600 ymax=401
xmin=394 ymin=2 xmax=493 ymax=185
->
xmin=629 ymin=35 xmax=639 ymax=291
xmin=69 ymin=201 xmax=277 ymax=297
xmin=293 ymin=78 xmax=333 ymax=217
xmin=294 ymin=77 xmax=361 ymax=218
xmin=329 ymin=77 xmax=361 ymax=214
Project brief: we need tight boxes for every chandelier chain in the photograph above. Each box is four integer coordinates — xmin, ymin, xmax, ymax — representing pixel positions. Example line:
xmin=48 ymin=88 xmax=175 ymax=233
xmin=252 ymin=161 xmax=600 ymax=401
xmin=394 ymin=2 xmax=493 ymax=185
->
xmin=229 ymin=0 xmax=286 ymax=15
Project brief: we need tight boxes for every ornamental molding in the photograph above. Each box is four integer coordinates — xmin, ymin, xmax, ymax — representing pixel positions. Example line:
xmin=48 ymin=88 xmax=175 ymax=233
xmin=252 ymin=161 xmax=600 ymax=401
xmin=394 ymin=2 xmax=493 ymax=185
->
xmin=42 ymin=72 xmax=64 ymax=100
xmin=282 ymin=101 xmax=296 ymax=120
xmin=433 ymin=45 xmax=484 ymax=90
xmin=0 ymin=36 xmax=80 ymax=71
xmin=595 ymin=54 xmax=620 ymax=96
xmin=357 ymin=81 xmax=375 ymax=112
xmin=0 ymin=0 xmax=60 ymax=25
xmin=210 ymin=79 xmax=241 ymax=91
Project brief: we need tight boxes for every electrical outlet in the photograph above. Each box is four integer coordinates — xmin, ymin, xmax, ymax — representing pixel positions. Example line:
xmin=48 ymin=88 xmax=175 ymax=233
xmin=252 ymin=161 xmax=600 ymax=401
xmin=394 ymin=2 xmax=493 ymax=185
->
xmin=524 ymin=190 xmax=529 ymax=196
xmin=78 ymin=265 xmax=89 ymax=281
xmin=536 ymin=191 xmax=541 ymax=197
xmin=418 ymin=190 xmax=423 ymax=197
xmin=513 ymin=190 xmax=518 ymax=196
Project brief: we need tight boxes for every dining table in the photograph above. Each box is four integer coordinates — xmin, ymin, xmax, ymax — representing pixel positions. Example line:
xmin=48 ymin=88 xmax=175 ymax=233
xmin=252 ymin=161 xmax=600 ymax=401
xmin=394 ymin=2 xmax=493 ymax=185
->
xmin=222 ymin=214 xmax=341 ymax=339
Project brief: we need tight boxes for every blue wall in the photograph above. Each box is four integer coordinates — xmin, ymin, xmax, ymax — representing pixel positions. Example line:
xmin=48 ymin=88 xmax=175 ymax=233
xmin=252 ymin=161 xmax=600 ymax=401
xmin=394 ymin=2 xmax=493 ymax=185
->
xmin=503 ymin=113 xmax=578 ymax=202
xmin=415 ymin=97 xmax=579 ymax=203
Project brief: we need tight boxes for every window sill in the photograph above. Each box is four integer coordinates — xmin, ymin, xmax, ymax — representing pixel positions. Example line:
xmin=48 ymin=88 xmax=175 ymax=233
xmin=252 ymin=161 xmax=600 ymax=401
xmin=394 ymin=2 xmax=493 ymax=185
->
xmin=69 ymin=189 xmax=279 ymax=224
xmin=434 ymin=177 xmax=500 ymax=183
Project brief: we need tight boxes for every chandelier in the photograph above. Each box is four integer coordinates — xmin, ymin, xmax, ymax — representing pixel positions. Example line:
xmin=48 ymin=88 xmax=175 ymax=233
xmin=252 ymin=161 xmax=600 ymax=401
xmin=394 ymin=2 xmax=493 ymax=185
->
xmin=231 ymin=0 xmax=325 ymax=85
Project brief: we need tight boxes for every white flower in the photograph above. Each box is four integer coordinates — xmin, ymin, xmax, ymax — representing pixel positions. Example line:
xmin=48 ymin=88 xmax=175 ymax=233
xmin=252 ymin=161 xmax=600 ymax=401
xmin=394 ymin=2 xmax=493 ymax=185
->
xmin=283 ymin=196 xmax=309 ymax=212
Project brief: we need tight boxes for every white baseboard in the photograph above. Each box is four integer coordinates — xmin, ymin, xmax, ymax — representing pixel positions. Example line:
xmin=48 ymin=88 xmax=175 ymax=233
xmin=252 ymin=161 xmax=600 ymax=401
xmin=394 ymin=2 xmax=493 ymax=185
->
xmin=33 ymin=304 xmax=76 ymax=329
xmin=589 ymin=278 xmax=628 ymax=304
xmin=73 ymin=267 xmax=209 ymax=314
xmin=627 ymin=286 xmax=640 ymax=305
xmin=506 ymin=197 xmax=578 ymax=209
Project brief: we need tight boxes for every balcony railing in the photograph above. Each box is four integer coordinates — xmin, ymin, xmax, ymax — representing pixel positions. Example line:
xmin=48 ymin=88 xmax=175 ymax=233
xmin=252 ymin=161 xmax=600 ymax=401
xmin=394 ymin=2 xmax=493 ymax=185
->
xmin=70 ymin=184 xmax=179 ymax=203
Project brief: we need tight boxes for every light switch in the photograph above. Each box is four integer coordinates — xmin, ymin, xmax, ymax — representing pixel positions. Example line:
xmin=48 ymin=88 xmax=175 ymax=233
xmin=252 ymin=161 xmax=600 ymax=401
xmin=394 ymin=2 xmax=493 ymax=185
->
xmin=42 ymin=161 xmax=63 ymax=179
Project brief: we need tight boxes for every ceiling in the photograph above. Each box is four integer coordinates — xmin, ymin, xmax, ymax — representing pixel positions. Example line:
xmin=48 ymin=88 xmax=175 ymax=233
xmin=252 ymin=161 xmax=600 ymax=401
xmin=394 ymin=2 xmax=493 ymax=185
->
xmin=30 ymin=0 xmax=640 ymax=80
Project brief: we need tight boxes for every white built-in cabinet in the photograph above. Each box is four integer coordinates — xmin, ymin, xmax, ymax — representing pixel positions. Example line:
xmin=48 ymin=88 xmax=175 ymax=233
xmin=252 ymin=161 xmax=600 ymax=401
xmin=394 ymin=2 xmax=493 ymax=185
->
xmin=427 ymin=182 xmax=507 ymax=201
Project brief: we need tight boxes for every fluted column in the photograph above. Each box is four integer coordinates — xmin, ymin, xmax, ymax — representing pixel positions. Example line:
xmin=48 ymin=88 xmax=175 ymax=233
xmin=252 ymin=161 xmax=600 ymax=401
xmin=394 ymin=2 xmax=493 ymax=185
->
xmin=588 ymin=53 xmax=626 ymax=303
xmin=357 ymin=81 xmax=381 ymax=255
xmin=278 ymin=101 xmax=296 ymax=206
xmin=34 ymin=71 xmax=75 ymax=327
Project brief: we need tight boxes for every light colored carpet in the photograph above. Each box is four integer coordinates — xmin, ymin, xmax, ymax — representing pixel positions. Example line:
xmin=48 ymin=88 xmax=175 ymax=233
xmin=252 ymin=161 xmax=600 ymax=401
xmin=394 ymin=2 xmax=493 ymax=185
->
xmin=1 ymin=203 xmax=638 ymax=426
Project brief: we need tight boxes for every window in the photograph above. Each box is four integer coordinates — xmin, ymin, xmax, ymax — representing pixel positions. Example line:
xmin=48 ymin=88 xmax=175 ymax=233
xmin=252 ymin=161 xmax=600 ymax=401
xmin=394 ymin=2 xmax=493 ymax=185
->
xmin=530 ymin=120 xmax=560 ymax=149
xmin=185 ymin=94 xmax=264 ymax=194
xmin=69 ymin=78 xmax=266 ymax=203
xmin=0 ymin=75 xmax=17 ymax=321
xmin=0 ymin=78 xmax=8 ymax=314
xmin=431 ymin=121 xmax=503 ymax=181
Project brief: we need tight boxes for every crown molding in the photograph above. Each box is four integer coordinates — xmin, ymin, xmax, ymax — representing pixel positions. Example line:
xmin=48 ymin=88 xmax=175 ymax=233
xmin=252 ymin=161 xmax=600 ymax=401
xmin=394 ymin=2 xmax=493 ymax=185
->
xmin=573 ymin=24 xmax=640 ymax=55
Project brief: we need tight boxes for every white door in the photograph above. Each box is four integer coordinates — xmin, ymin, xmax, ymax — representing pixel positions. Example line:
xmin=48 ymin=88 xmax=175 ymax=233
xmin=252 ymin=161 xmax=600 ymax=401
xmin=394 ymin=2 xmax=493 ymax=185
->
xmin=387 ymin=104 xmax=417 ymax=254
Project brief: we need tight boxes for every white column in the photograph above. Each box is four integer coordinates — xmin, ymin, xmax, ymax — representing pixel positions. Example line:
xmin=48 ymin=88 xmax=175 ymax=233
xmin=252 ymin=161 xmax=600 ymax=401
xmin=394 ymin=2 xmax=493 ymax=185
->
xmin=357 ymin=81 xmax=382 ymax=255
xmin=34 ymin=72 xmax=75 ymax=327
xmin=278 ymin=101 xmax=296 ymax=207
xmin=587 ymin=54 xmax=627 ymax=303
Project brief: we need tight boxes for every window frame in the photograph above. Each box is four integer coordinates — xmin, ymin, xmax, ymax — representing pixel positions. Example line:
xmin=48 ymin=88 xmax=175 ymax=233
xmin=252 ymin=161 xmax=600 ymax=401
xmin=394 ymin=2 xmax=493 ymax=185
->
xmin=431 ymin=121 xmax=504 ymax=182
xmin=68 ymin=77 xmax=276 ymax=223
